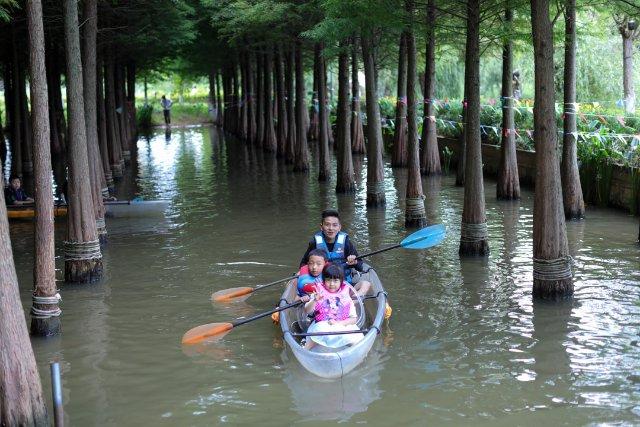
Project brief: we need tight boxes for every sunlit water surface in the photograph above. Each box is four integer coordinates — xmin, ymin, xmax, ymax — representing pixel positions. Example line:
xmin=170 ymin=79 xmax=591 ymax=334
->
xmin=9 ymin=125 xmax=640 ymax=426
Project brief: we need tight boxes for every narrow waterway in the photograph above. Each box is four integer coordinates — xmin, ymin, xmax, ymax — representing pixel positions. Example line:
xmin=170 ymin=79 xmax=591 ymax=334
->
xmin=10 ymin=125 xmax=640 ymax=425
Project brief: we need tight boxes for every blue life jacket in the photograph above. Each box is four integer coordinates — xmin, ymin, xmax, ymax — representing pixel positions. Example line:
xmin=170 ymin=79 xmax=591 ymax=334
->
xmin=314 ymin=231 xmax=353 ymax=283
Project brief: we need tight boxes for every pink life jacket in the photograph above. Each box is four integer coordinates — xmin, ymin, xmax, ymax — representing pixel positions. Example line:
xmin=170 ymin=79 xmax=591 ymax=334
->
xmin=314 ymin=282 xmax=353 ymax=322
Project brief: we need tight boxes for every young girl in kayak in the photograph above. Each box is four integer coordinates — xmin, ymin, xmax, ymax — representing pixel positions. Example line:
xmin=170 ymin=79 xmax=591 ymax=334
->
xmin=303 ymin=264 xmax=364 ymax=350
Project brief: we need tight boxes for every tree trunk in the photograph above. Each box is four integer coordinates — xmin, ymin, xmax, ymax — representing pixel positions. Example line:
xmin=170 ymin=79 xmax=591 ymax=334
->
xmin=247 ymin=56 xmax=256 ymax=143
xmin=275 ymin=47 xmax=287 ymax=157
xmin=620 ymin=22 xmax=637 ymax=114
xmin=63 ymin=0 xmax=103 ymax=283
xmin=18 ymin=64 xmax=34 ymax=176
xmin=114 ymin=64 xmax=130 ymax=161
xmin=350 ymin=42 xmax=366 ymax=154
xmin=0 ymin=176 xmax=48 ymax=427
xmin=531 ymin=0 xmax=573 ymax=298
xmin=10 ymin=34 xmax=23 ymax=178
xmin=285 ymin=47 xmax=296 ymax=164
xmin=105 ymin=59 xmax=123 ymax=178
xmin=309 ymin=46 xmax=320 ymax=142
xmin=459 ymin=0 xmax=489 ymax=256
xmin=294 ymin=40 xmax=310 ymax=172
xmin=126 ymin=61 xmax=137 ymax=139
xmin=455 ymin=99 xmax=467 ymax=186
xmin=263 ymin=50 xmax=277 ymax=152
xmin=317 ymin=44 xmax=331 ymax=181
xmin=240 ymin=57 xmax=248 ymax=141
xmin=233 ymin=62 xmax=243 ymax=139
xmin=361 ymin=33 xmax=386 ymax=207
xmin=97 ymin=59 xmax=114 ymax=191
xmin=82 ymin=0 xmax=107 ymax=242
xmin=45 ymin=42 xmax=67 ymax=196
xmin=336 ymin=45 xmax=356 ymax=194
xmin=404 ymin=2 xmax=427 ymax=227
xmin=561 ymin=0 xmax=584 ymax=218
xmin=420 ymin=0 xmax=441 ymax=175
xmin=497 ymin=7 xmax=521 ymax=200
xmin=392 ymin=33 xmax=408 ymax=168
xmin=2 ymin=62 xmax=11 ymax=169
xmin=255 ymin=55 xmax=264 ymax=146
xmin=27 ymin=0 xmax=60 ymax=336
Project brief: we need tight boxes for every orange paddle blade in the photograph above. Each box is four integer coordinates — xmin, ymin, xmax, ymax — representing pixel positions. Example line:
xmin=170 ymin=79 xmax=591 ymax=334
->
xmin=181 ymin=322 xmax=233 ymax=345
xmin=211 ymin=287 xmax=254 ymax=302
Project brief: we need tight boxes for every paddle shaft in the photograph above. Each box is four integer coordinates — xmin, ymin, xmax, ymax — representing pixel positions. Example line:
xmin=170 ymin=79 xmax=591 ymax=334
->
xmin=356 ymin=244 xmax=401 ymax=260
xmin=231 ymin=300 xmax=303 ymax=328
xmin=254 ymin=274 xmax=298 ymax=292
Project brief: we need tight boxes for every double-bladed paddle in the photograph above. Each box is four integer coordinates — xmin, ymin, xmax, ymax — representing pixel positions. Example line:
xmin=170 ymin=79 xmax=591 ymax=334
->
xmin=211 ymin=224 xmax=446 ymax=302
xmin=181 ymin=300 xmax=304 ymax=344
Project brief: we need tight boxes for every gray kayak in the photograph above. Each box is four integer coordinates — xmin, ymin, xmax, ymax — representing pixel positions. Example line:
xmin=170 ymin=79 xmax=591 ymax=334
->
xmin=279 ymin=264 xmax=386 ymax=379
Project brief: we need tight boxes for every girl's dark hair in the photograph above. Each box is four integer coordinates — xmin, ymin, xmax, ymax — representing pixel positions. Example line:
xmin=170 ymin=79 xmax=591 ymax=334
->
xmin=308 ymin=248 xmax=328 ymax=260
xmin=323 ymin=264 xmax=344 ymax=282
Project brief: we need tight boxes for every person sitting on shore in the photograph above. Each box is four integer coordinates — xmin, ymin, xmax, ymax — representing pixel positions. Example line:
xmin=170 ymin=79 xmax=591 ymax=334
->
xmin=303 ymin=264 xmax=364 ymax=350
xmin=4 ymin=176 xmax=33 ymax=205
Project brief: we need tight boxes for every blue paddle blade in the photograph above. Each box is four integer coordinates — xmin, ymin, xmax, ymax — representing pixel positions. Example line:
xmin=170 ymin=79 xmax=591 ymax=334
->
xmin=400 ymin=224 xmax=446 ymax=249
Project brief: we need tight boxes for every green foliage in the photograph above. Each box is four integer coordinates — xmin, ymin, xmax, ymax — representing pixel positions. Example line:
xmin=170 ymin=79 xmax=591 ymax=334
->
xmin=137 ymin=104 xmax=154 ymax=130
xmin=441 ymin=146 xmax=453 ymax=174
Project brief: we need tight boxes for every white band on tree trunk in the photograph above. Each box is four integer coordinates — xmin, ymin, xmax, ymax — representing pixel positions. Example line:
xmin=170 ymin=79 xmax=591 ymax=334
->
xmin=460 ymin=222 xmax=488 ymax=243
xmin=533 ymin=256 xmax=573 ymax=281
xmin=64 ymin=239 xmax=102 ymax=261
xmin=31 ymin=293 xmax=62 ymax=319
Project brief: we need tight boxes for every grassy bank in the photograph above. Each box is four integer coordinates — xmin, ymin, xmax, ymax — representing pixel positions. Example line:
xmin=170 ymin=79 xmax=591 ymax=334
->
xmin=137 ymin=101 xmax=212 ymax=128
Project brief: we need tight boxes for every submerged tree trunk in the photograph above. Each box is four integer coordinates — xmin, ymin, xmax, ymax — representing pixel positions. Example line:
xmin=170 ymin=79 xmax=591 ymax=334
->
xmin=240 ymin=57 xmax=248 ymax=141
xmin=105 ymin=58 xmax=123 ymax=178
xmin=459 ymin=0 xmax=489 ymax=256
xmin=97 ymin=60 xmax=113 ymax=191
xmin=392 ymin=33 xmax=408 ymax=167
xmin=27 ymin=0 xmax=60 ymax=336
xmin=531 ymin=0 xmax=573 ymax=298
xmin=336 ymin=45 xmax=356 ymax=193
xmin=275 ymin=47 xmax=287 ymax=157
xmin=351 ymin=42 xmax=366 ymax=154
xmin=421 ymin=0 xmax=441 ymax=175
xmin=561 ymin=0 xmax=584 ymax=218
xmin=361 ymin=33 xmax=386 ymax=207
xmin=285 ymin=47 xmax=296 ymax=164
xmin=404 ymin=3 xmax=427 ymax=227
xmin=63 ymin=0 xmax=103 ymax=283
xmin=0 ymin=176 xmax=48 ymax=427
xmin=255 ymin=55 xmax=264 ymax=146
xmin=317 ymin=44 xmax=331 ymax=181
xmin=294 ymin=41 xmax=310 ymax=172
xmin=82 ymin=0 xmax=107 ymax=242
xmin=263 ymin=50 xmax=277 ymax=152
xmin=247 ymin=56 xmax=256 ymax=142
xmin=497 ymin=7 xmax=521 ymax=200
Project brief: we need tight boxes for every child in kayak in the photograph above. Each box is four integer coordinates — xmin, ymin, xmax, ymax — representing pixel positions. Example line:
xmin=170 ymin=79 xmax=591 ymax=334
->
xmin=295 ymin=249 xmax=327 ymax=301
xmin=303 ymin=264 xmax=363 ymax=350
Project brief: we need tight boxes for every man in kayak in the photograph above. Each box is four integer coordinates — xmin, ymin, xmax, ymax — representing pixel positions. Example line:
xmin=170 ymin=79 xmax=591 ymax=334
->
xmin=300 ymin=209 xmax=372 ymax=297
xmin=4 ymin=176 xmax=34 ymax=205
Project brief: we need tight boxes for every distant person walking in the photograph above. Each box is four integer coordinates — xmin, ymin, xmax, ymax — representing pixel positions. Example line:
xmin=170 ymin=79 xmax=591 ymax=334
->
xmin=161 ymin=95 xmax=173 ymax=125
xmin=512 ymin=71 xmax=522 ymax=100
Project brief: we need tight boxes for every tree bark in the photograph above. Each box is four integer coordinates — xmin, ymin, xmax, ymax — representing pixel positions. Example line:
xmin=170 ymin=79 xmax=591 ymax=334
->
xmin=240 ymin=57 xmax=248 ymax=141
xmin=275 ymin=47 xmax=288 ymax=157
xmin=361 ymin=33 xmax=386 ymax=207
xmin=216 ymin=72 xmax=223 ymax=126
xmin=531 ymin=0 xmax=573 ymax=298
xmin=114 ymin=64 xmax=130 ymax=161
xmin=82 ymin=0 xmax=107 ymax=242
xmin=255 ymin=55 xmax=264 ymax=146
xmin=317 ymin=44 xmax=331 ymax=181
xmin=404 ymin=2 xmax=427 ymax=227
xmin=285 ymin=46 xmax=296 ymax=164
xmin=350 ymin=42 xmax=366 ymax=154
xmin=0 ymin=175 xmax=48 ymax=427
xmin=105 ymin=58 xmax=123 ymax=178
xmin=27 ymin=0 xmax=60 ymax=336
xmin=561 ymin=0 xmax=584 ymax=218
xmin=459 ymin=0 xmax=489 ymax=256
xmin=309 ymin=46 xmax=320 ymax=142
xmin=294 ymin=40 xmax=310 ymax=172
xmin=392 ymin=33 xmax=408 ymax=168
xmin=336 ymin=45 xmax=356 ymax=194
xmin=497 ymin=7 xmax=521 ymax=200
xmin=420 ymin=0 xmax=441 ymax=175
xmin=97 ymin=59 xmax=113 ymax=191
xmin=63 ymin=0 xmax=103 ymax=283
xmin=263 ymin=50 xmax=277 ymax=152
xmin=10 ymin=33 xmax=23 ymax=178
xmin=620 ymin=21 xmax=637 ymax=114
xmin=18 ymin=63 xmax=34 ymax=176
xmin=247 ymin=55 xmax=256 ymax=143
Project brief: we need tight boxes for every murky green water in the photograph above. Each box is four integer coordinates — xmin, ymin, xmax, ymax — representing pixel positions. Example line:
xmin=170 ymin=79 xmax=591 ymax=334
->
xmin=9 ymin=125 xmax=640 ymax=425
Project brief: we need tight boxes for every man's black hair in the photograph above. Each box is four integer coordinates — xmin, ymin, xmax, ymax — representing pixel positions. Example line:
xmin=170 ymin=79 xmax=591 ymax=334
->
xmin=321 ymin=209 xmax=340 ymax=221
xmin=308 ymin=248 xmax=328 ymax=261
xmin=9 ymin=175 xmax=20 ymax=182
